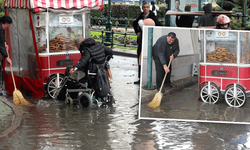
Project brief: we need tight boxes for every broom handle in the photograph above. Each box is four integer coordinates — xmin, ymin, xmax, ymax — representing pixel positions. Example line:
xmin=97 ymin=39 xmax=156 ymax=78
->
xmin=5 ymin=43 xmax=16 ymax=90
xmin=159 ymin=54 xmax=173 ymax=92
xmin=10 ymin=64 xmax=16 ymax=90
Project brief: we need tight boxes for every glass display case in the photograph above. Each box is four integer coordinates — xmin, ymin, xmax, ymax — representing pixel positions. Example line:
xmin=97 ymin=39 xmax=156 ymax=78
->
xmin=35 ymin=13 xmax=85 ymax=53
xmin=240 ymin=32 xmax=250 ymax=64
xmin=205 ymin=30 xmax=238 ymax=63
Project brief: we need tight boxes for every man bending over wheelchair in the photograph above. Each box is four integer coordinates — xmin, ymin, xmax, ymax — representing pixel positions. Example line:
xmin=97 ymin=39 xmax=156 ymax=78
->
xmin=69 ymin=37 xmax=113 ymax=76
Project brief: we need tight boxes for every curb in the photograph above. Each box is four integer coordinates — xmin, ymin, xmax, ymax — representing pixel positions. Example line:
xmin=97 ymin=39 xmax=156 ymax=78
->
xmin=141 ymin=79 xmax=198 ymax=103
xmin=0 ymin=97 xmax=23 ymax=143
xmin=112 ymin=49 xmax=137 ymax=58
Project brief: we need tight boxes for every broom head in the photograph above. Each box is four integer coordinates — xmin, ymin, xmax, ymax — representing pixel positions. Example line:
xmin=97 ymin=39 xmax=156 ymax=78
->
xmin=13 ymin=90 xmax=21 ymax=106
xmin=147 ymin=91 xmax=163 ymax=109
xmin=13 ymin=90 xmax=31 ymax=106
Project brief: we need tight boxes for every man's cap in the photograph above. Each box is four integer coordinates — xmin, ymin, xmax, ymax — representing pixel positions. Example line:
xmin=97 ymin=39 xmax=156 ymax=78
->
xmin=185 ymin=5 xmax=191 ymax=11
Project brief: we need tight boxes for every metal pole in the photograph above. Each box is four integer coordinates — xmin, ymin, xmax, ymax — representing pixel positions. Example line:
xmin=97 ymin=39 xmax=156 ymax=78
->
xmin=221 ymin=0 xmax=224 ymax=11
xmin=105 ymin=0 xmax=112 ymax=43
xmin=143 ymin=27 xmax=154 ymax=90
xmin=165 ymin=0 xmax=171 ymax=26
xmin=242 ymin=0 xmax=247 ymax=27
xmin=198 ymin=0 xmax=201 ymax=25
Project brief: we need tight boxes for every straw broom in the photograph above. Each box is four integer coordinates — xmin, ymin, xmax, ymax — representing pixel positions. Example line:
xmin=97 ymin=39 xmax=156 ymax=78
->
xmin=7 ymin=49 xmax=31 ymax=106
xmin=147 ymin=55 xmax=173 ymax=109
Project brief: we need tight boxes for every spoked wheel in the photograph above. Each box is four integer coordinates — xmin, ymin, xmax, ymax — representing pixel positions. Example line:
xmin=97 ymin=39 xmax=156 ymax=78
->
xmin=47 ymin=75 xmax=64 ymax=99
xmin=224 ymin=85 xmax=246 ymax=108
xmin=78 ymin=93 xmax=92 ymax=108
xmin=200 ymin=82 xmax=220 ymax=104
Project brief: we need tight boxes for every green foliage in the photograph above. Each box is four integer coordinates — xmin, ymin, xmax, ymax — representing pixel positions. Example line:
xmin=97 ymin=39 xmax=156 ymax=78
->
xmin=0 ymin=0 xmax=4 ymax=17
xmin=230 ymin=17 xmax=242 ymax=30
xmin=247 ymin=8 xmax=250 ymax=16
xmin=90 ymin=9 xmax=103 ymax=18
xmin=111 ymin=4 xmax=128 ymax=18
xmin=217 ymin=0 xmax=236 ymax=11
xmin=128 ymin=5 xmax=141 ymax=19
xmin=90 ymin=4 xmax=166 ymax=20
xmin=232 ymin=0 xmax=250 ymax=6
xmin=232 ymin=7 xmax=242 ymax=12
xmin=157 ymin=5 xmax=166 ymax=20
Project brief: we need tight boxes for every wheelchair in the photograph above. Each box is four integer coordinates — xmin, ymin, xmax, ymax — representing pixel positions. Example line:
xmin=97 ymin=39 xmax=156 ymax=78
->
xmin=53 ymin=62 xmax=115 ymax=108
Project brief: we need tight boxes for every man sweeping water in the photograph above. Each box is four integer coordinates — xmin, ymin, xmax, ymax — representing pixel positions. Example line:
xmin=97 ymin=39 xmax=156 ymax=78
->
xmin=147 ymin=32 xmax=180 ymax=109
xmin=0 ymin=16 xmax=12 ymax=96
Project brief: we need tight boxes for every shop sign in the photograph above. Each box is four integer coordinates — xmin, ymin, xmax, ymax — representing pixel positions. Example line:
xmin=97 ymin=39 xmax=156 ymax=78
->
xmin=215 ymin=31 xmax=229 ymax=39
xmin=56 ymin=59 xmax=74 ymax=66
xmin=59 ymin=15 xmax=73 ymax=25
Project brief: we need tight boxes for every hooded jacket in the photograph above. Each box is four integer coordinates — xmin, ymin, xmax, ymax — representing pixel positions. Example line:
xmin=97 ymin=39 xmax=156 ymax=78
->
xmin=198 ymin=3 xmax=216 ymax=26
xmin=176 ymin=15 xmax=194 ymax=28
xmin=74 ymin=38 xmax=113 ymax=71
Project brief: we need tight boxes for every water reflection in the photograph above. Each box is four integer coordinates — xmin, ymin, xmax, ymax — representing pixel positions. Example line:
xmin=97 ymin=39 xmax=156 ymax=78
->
xmin=2 ymin=56 xmax=250 ymax=149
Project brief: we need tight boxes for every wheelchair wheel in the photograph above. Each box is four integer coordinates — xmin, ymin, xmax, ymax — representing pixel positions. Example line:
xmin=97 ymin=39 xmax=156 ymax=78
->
xmin=101 ymin=91 xmax=115 ymax=107
xmin=78 ymin=93 xmax=92 ymax=108
xmin=106 ymin=91 xmax=115 ymax=105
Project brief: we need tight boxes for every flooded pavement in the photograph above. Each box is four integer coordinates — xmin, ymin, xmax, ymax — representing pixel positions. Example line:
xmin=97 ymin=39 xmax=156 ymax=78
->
xmin=140 ymin=83 xmax=250 ymax=123
xmin=1 ymin=56 xmax=250 ymax=149
xmin=0 ymin=99 xmax=14 ymax=133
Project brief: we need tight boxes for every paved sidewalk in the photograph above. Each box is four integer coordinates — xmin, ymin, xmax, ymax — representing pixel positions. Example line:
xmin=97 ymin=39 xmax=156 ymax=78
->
xmin=0 ymin=97 xmax=22 ymax=143
xmin=0 ymin=48 xmax=197 ymax=143
xmin=0 ymin=48 xmax=137 ymax=144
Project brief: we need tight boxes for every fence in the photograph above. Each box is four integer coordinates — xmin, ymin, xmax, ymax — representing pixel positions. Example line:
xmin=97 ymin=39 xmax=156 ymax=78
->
xmin=90 ymin=17 xmax=165 ymax=48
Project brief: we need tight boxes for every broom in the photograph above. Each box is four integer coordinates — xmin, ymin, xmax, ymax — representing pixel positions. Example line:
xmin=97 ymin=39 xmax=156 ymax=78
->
xmin=7 ymin=48 xmax=31 ymax=106
xmin=147 ymin=55 xmax=173 ymax=109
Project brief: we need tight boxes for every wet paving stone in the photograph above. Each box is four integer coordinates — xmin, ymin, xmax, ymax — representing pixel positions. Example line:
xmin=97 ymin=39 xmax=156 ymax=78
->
xmin=0 ymin=56 xmax=250 ymax=149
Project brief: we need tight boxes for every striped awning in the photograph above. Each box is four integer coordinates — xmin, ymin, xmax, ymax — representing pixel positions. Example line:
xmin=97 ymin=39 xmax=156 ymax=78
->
xmin=5 ymin=0 xmax=103 ymax=9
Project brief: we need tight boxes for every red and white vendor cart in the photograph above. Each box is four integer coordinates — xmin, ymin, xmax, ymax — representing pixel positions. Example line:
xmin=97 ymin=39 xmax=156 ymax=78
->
xmin=199 ymin=29 xmax=250 ymax=108
xmin=3 ymin=0 xmax=103 ymax=98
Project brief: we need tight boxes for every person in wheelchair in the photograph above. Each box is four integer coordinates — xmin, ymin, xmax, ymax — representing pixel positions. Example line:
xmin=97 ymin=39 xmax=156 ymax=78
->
xmin=69 ymin=37 xmax=113 ymax=77
xmin=57 ymin=37 xmax=114 ymax=108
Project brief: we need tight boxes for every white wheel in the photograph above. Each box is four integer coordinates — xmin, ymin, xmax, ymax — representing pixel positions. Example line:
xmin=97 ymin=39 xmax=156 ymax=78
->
xmin=200 ymin=83 xmax=220 ymax=104
xmin=225 ymin=85 xmax=246 ymax=108
xmin=47 ymin=75 xmax=64 ymax=98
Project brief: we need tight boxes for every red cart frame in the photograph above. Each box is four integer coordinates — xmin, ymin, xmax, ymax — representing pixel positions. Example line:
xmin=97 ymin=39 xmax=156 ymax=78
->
xmin=3 ymin=0 xmax=103 ymax=98
xmin=199 ymin=29 xmax=250 ymax=108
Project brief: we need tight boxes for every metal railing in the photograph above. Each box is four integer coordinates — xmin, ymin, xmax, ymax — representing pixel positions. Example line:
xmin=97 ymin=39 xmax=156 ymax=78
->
xmin=91 ymin=28 xmax=137 ymax=48
xmin=91 ymin=17 xmax=136 ymax=30
xmin=90 ymin=17 xmax=165 ymax=48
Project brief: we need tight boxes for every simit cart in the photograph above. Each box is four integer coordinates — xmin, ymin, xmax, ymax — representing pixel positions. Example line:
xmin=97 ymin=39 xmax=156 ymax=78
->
xmin=3 ymin=0 xmax=102 ymax=98
xmin=199 ymin=29 xmax=250 ymax=108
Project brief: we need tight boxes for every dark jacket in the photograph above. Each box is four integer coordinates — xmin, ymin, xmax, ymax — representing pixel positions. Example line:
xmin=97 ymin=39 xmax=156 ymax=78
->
xmin=176 ymin=15 xmax=194 ymax=28
xmin=75 ymin=38 xmax=113 ymax=71
xmin=133 ymin=11 xmax=162 ymax=44
xmin=0 ymin=24 xmax=8 ymax=58
xmin=153 ymin=35 xmax=180 ymax=65
xmin=198 ymin=3 xmax=216 ymax=26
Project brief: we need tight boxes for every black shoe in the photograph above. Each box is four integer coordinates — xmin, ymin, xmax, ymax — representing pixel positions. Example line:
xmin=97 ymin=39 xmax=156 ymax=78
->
xmin=168 ymin=83 xmax=177 ymax=88
xmin=157 ymin=88 xmax=165 ymax=93
xmin=134 ymin=80 xmax=140 ymax=84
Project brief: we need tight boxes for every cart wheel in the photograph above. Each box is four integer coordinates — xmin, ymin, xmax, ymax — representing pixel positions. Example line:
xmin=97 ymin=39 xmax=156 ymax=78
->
xmin=224 ymin=85 xmax=246 ymax=108
xmin=47 ymin=75 xmax=64 ymax=99
xmin=78 ymin=93 xmax=92 ymax=109
xmin=200 ymin=83 xmax=220 ymax=104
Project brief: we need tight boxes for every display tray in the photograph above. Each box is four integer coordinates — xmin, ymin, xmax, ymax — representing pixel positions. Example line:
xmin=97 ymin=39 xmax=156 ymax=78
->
xmin=166 ymin=11 xmax=235 ymax=16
